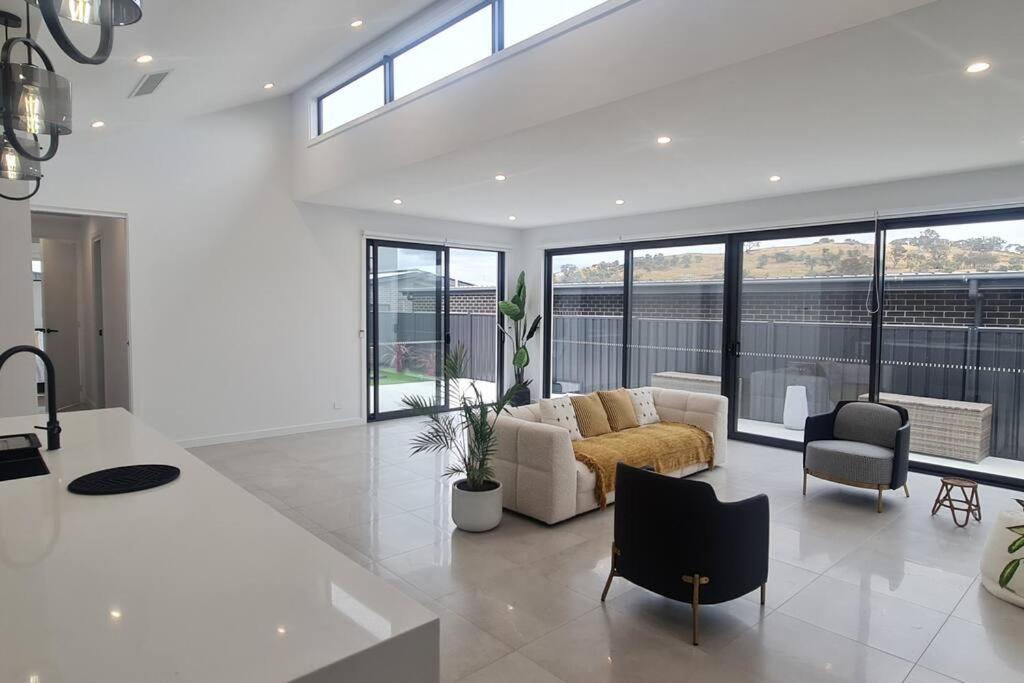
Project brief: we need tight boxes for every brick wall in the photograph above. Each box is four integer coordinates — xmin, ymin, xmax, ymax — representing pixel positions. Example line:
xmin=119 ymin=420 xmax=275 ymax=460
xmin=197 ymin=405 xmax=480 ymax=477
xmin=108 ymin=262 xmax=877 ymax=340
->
xmin=406 ymin=289 xmax=497 ymax=314
xmin=552 ymin=287 xmax=1024 ymax=327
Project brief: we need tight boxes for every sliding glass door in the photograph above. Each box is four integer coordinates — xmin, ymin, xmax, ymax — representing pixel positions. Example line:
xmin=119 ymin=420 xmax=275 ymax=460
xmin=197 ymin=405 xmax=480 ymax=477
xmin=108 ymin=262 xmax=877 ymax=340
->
xmin=733 ymin=230 xmax=876 ymax=443
xmin=880 ymin=217 xmax=1024 ymax=463
xmin=367 ymin=240 xmax=504 ymax=420
xmin=628 ymin=243 xmax=725 ymax=393
xmin=549 ymin=249 xmax=625 ymax=394
xmin=369 ymin=241 xmax=445 ymax=419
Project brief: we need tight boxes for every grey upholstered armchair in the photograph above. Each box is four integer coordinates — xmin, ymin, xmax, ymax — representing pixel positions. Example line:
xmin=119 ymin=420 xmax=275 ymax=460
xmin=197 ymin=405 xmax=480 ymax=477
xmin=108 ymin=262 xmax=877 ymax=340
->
xmin=803 ymin=401 xmax=911 ymax=512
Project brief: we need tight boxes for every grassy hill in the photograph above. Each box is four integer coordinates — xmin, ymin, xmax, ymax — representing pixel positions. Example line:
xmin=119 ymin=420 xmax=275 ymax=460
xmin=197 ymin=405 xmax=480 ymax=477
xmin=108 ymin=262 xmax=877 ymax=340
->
xmin=554 ymin=232 xmax=1024 ymax=283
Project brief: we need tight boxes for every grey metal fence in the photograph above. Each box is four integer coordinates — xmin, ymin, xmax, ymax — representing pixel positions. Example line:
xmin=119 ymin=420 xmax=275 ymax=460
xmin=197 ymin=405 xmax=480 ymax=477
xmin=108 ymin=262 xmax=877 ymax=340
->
xmin=376 ymin=312 xmax=497 ymax=382
xmin=552 ymin=315 xmax=1024 ymax=460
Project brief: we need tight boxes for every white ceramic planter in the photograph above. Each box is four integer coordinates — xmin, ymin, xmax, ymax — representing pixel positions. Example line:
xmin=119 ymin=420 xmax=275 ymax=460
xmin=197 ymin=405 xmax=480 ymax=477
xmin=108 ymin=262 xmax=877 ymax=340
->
xmin=783 ymin=385 xmax=809 ymax=430
xmin=451 ymin=480 xmax=503 ymax=532
xmin=980 ymin=506 xmax=1024 ymax=609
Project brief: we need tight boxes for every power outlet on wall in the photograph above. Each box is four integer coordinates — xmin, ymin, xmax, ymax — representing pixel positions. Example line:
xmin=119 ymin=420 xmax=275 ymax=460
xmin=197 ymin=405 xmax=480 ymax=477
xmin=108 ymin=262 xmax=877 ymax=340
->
xmin=333 ymin=400 xmax=343 ymax=411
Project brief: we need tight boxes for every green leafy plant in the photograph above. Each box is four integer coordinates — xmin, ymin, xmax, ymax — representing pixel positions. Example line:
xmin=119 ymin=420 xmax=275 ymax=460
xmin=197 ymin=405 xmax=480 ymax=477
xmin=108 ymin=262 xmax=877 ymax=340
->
xmin=498 ymin=271 xmax=542 ymax=385
xmin=402 ymin=345 xmax=527 ymax=492
xmin=999 ymin=499 xmax=1024 ymax=591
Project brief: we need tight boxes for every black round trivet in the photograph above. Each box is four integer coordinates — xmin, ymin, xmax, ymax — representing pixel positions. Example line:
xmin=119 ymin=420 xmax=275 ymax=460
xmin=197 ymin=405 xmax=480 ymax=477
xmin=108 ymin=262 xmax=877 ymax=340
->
xmin=68 ymin=464 xmax=180 ymax=495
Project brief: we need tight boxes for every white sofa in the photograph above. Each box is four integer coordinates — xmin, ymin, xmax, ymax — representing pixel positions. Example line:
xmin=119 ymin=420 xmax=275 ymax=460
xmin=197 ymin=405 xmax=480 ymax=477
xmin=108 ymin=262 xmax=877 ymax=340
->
xmin=491 ymin=387 xmax=728 ymax=525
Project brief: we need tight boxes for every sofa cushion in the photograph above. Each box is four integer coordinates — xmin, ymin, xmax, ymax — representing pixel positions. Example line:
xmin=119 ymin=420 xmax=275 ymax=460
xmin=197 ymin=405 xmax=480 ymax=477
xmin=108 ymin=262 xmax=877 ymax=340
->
xmin=806 ymin=439 xmax=894 ymax=486
xmin=834 ymin=402 xmax=902 ymax=449
xmin=539 ymin=397 xmax=582 ymax=440
xmin=598 ymin=388 xmax=640 ymax=431
xmin=571 ymin=393 xmax=612 ymax=437
xmin=628 ymin=387 xmax=660 ymax=425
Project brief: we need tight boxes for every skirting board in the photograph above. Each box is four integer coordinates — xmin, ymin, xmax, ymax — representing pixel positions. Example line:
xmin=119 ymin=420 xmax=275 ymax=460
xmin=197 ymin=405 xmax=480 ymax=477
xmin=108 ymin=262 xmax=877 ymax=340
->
xmin=178 ymin=417 xmax=365 ymax=449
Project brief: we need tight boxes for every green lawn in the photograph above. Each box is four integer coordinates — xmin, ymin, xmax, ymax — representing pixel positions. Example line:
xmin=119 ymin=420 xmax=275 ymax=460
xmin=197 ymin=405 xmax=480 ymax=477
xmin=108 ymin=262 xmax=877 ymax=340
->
xmin=378 ymin=368 xmax=434 ymax=385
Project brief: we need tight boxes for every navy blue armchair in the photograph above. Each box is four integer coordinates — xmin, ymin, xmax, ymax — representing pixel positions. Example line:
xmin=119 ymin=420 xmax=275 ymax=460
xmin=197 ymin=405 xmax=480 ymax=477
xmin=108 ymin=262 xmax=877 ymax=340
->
xmin=601 ymin=463 xmax=769 ymax=645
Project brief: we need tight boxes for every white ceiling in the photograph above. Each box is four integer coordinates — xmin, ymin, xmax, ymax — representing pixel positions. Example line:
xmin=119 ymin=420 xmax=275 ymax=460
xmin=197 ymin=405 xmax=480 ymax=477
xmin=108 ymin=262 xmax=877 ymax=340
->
xmin=303 ymin=0 xmax=1024 ymax=228
xmin=0 ymin=0 xmax=436 ymax=130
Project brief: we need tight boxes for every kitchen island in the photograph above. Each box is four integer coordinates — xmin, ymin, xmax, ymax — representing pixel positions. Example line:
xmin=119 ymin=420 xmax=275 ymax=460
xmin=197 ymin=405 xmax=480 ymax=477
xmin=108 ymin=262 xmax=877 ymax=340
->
xmin=0 ymin=408 xmax=439 ymax=683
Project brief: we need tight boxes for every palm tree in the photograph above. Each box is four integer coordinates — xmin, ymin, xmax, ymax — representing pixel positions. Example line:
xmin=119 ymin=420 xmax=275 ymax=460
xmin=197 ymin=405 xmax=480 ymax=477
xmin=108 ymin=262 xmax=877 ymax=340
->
xmin=402 ymin=345 xmax=526 ymax=492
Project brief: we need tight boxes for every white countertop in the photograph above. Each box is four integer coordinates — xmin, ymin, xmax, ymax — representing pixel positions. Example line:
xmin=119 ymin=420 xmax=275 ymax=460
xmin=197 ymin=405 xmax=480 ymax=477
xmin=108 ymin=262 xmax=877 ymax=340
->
xmin=0 ymin=409 xmax=439 ymax=683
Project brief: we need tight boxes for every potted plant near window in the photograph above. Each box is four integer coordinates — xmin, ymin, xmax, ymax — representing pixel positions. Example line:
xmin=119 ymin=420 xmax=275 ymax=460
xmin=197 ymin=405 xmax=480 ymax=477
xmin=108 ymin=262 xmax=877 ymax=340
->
xmin=403 ymin=346 xmax=526 ymax=532
xmin=498 ymin=271 xmax=542 ymax=407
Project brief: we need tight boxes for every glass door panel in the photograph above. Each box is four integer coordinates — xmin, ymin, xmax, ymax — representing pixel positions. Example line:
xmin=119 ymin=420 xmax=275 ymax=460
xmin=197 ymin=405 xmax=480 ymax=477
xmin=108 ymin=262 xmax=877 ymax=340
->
xmin=735 ymin=232 xmax=876 ymax=441
xmin=628 ymin=243 xmax=725 ymax=393
xmin=881 ymin=219 xmax=1024 ymax=462
xmin=369 ymin=242 xmax=445 ymax=419
xmin=448 ymin=248 xmax=501 ymax=406
xmin=549 ymin=250 xmax=625 ymax=395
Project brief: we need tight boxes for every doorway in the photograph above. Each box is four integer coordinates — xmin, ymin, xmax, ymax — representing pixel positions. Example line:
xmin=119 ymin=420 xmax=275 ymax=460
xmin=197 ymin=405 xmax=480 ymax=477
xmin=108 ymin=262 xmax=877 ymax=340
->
xmin=366 ymin=239 xmax=505 ymax=421
xmin=30 ymin=211 xmax=131 ymax=413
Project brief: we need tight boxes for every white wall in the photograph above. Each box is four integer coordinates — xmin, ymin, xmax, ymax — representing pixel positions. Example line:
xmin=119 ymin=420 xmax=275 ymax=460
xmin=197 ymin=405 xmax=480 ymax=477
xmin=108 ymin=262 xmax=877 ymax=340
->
xmin=30 ymin=96 xmax=519 ymax=444
xmin=0 ymin=198 xmax=37 ymax=418
xmin=517 ymin=163 xmax=1024 ymax=389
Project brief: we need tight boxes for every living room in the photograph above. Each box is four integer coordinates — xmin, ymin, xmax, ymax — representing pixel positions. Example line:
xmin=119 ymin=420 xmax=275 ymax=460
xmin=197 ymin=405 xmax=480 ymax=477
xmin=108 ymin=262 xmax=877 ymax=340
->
xmin=1 ymin=1 xmax=1023 ymax=681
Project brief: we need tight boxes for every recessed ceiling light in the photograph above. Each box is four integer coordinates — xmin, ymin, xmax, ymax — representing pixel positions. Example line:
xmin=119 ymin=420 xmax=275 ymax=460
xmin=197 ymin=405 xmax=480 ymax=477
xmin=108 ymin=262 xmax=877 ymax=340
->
xmin=392 ymin=198 xmax=403 ymax=205
xmin=507 ymin=215 xmax=517 ymax=222
xmin=965 ymin=61 xmax=991 ymax=74
xmin=277 ymin=626 xmax=287 ymax=635
xmin=656 ymin=136 xmax=672 ymax=145
xmin=350 ymin=19 xmax=364 ymax=28
xmin=769 ymin=175 xmax=782 ymax=183
xmin=263 ymin=82 xmax=275 ymax=90
xmin=135 ymin=54 xmax=153 ymax=64
xmin=91 ymin=120 xmax=105 ymax=128
xmin=494 ymin=174 xmax=507 ymax=181
xmin=615 ymin=199 xmax=625 ymax=205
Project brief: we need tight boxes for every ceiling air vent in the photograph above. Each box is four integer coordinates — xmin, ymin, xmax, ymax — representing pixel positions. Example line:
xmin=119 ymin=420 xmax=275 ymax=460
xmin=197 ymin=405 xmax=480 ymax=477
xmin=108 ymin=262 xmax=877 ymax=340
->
xmin=129 ymin=70 xmax=170 ymax=98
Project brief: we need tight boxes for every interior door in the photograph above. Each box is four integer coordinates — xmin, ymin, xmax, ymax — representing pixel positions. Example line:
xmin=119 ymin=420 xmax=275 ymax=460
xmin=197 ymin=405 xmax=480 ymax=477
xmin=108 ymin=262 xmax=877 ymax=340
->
xmin=368 ymin=241 xmax=446 ymax=419
xmin=40 ymin=239 xmax=81 ymax=410
xmin=92 ymin=238 xmax=106 ymax=407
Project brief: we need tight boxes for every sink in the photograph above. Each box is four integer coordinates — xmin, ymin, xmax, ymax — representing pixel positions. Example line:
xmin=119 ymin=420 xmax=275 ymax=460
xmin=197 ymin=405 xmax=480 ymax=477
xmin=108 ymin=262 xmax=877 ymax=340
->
xmin=0 ymin=433 xmax=50 ymax=482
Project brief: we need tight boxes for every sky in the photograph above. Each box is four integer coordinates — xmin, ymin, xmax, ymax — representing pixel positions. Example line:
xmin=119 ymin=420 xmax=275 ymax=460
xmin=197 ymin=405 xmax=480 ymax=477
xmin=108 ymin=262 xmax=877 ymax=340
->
xmin=387 ymin=247 xmax=498 ymax=287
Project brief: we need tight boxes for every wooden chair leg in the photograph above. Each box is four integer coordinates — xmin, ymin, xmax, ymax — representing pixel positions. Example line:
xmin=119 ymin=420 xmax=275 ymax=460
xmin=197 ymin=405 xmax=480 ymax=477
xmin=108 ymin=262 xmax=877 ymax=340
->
xmin=601 ymin=544 xmax=618 ymax=602
xmin=683 ymin=574 xmax=706 ymax=646
xmin=760 ymin=583 xmax=766 ymax=606
xmin=691 ymin=593 xmax=700 ymax=646
xmin=877 ymin=486 xmax=884 ymax=513
xmin=904 ymin=484 xmax=910 ymax=498
xmin=600 ymin=569 xmax=615 ymax=602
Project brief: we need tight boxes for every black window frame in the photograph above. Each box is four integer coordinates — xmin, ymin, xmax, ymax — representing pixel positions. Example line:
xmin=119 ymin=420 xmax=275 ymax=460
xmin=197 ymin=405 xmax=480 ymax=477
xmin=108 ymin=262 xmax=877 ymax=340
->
xmin=316 ymin=0 xmax=613 ymax=136
xmin=542 ymin=207 xmax=1024 ymax=492
xmin=316 ymin=61 xmax=388 ymax=136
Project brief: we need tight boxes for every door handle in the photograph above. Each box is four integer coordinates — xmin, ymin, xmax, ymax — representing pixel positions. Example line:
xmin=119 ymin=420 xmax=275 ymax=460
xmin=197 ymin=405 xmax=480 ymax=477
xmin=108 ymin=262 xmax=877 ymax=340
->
xmin=34 ymin=328 xmax=59 ymax=334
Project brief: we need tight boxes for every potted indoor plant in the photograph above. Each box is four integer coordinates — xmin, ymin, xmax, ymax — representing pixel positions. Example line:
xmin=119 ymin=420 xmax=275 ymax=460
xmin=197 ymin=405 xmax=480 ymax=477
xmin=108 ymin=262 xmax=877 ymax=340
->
xmin=402 ymin=346 xmax=526 ymax=532
xmin=498 ymin=271 xmax=542 ymax=406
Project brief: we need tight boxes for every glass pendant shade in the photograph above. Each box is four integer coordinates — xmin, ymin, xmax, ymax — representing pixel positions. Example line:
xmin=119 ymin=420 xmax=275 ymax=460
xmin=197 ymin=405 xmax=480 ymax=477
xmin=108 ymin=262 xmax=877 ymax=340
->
xmin=0 ymin=136 xmax=43 ymax=181
xmin=2 ymin=62 xmax=72 ymax=136
xmin=28 ymin=0 xmax=142 ymax=27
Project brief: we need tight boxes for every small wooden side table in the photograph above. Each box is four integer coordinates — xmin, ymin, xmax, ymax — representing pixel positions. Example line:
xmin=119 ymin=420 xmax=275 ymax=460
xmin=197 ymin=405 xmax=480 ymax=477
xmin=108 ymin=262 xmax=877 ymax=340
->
xmin=931 ymin=477 xmax=982 ymax=528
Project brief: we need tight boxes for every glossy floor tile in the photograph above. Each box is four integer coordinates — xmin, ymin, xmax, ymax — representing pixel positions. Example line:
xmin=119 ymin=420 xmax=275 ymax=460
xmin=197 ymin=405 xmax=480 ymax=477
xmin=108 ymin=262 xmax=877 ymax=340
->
xmin=192 ymin=421 xmax=1024 ymax=682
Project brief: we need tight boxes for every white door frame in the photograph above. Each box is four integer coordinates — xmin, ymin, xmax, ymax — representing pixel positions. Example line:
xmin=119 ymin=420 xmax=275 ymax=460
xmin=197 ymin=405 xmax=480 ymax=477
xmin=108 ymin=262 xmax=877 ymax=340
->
xmin=31 ymin=204 xmax=134 ymax=413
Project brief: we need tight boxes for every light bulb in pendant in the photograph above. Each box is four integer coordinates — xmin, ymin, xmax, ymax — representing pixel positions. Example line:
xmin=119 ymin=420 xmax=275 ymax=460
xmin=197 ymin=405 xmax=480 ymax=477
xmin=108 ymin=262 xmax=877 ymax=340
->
xmin=20 ymin=85 xmax=45 ymax=136
xmin=2 ymin=144 xmax=22 ymax=181
xmin=69 ymin=0 xmax=94 ymax=24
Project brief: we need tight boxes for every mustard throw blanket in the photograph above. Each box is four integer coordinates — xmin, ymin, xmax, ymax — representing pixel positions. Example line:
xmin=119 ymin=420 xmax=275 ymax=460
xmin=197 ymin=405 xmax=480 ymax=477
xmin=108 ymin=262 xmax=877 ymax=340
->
xmin=572 ymin=422 xmax=715 ymax=507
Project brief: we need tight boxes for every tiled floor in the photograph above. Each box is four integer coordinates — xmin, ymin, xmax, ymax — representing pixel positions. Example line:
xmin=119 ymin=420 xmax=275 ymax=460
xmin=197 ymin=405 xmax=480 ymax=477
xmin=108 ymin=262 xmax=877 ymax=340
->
xmin=191 ymin=420 xmax=1024 ymax=683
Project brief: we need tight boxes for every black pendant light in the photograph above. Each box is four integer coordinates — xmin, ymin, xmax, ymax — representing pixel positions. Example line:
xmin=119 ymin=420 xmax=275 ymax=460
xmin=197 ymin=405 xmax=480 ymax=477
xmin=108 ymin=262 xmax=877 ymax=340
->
xmin=0 ymin=7 xmax=71 ymax=201
xmin=0 ymin=133 xmax=43 ymax=199
xmin=27 ymin=0 xmax=142 ymax=65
